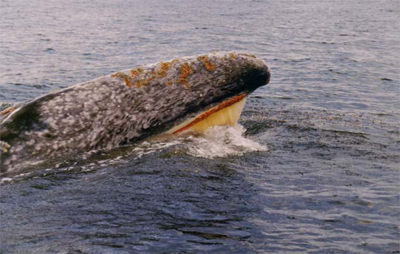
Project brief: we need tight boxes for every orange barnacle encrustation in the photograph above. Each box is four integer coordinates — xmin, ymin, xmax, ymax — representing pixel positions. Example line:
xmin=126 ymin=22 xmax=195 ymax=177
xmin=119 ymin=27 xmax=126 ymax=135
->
xmin=180 ymin=63 xmax=193 ymax=86
xmin=160 ymin=62 xmax=172 ymax=77
xmin=155 ymin=70 xmax=164 ymax=78
xmin=138 ymin=79 xmax=149 ymax=87
xmin=112 ymin=72 xmax=133 ymax=88
xmin=150 ymin=71 xmax=157 ymax=80
xmin=205 ymin=61 xmax=216 ymax=71
xmin=122 ymin=75 xmax=133 ymax=88
xmin=161 ymin=62 xmax=171 ymax=71
xmin=111 ymin=72 xmax=122 ymax=78
xmin=157 ymin=69 xmax=166 ymax=78
xmin=198 ymin=55 xmax=216 ymax=72
xmin=130 ymin=69 xmax=140 ymax=79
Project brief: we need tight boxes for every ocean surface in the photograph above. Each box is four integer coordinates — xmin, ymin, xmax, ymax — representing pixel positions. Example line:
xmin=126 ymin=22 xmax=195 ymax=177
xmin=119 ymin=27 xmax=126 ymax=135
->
xmin=0 ymin=0 xmax=399 ymax=253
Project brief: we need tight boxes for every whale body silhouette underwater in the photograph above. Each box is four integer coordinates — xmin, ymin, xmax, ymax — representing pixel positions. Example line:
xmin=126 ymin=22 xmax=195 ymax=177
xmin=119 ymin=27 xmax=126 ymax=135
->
xmin=0 ymin=52 xmax=271 ymax=175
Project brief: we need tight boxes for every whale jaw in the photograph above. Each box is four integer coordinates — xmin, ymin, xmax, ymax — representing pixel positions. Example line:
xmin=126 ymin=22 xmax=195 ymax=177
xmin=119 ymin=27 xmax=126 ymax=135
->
xmin=166 ymin=94 xmax=247 ymax=135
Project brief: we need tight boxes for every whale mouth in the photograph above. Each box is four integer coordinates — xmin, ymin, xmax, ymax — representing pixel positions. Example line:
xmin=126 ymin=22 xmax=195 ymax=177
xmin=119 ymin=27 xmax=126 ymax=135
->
xmin=166 ymin=93 xmax=248 ymax=135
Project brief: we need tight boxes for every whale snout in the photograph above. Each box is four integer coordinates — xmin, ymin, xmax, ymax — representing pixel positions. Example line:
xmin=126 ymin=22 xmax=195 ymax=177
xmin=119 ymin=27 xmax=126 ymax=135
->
xmin=241 ymin=55 xmax=271 ymax=92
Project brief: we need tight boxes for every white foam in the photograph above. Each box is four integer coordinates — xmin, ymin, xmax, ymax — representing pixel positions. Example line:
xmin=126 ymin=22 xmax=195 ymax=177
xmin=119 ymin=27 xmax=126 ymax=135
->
xmin=132 ymin=124 xmax=267 ymax=159
xmin=0 ymin=177 xmax=13 ymax=184
xmin=183 ymin=125 xmax=268 ymax=158
xmin=131 ymin=140 xmax=181 ymax=158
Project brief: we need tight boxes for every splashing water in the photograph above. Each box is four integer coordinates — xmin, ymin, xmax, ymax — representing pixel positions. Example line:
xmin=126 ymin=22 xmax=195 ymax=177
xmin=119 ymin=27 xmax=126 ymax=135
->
xmin=184 ymin=125 xmax=268 ymax=158
xmin=130 ymin=125 xmax=267 ymax=160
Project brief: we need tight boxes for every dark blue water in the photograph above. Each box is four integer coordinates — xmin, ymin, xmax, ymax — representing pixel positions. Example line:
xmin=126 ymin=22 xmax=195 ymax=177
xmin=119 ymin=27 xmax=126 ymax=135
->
xmin=1 ymin=0 xmax=399 ymax=253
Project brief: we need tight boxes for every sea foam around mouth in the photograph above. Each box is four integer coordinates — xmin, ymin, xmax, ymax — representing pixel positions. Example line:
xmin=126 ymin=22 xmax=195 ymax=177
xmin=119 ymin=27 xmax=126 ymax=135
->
xmin=183 ymin=125 xmax=268 ymax=158
xmin=133 ymin=125 xmax=267 ymax=159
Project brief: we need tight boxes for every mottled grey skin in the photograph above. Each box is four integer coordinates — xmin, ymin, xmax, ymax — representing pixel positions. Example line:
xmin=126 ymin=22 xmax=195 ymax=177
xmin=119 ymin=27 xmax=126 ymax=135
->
xmin=0 ymin=52 xmax=270 ymax=174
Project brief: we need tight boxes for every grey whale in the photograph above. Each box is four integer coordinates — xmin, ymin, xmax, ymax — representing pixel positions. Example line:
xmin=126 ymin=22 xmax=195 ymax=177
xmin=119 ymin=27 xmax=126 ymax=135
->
xmin=0 ymin=52 xmax=270 ymax=174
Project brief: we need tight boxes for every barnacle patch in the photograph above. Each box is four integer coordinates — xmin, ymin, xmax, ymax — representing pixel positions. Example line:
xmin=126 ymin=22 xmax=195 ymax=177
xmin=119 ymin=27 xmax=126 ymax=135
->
xmin=197 ymin=55 xmax=216 ymax=71
xmin=111 ymin=72 xmax=133 ymax=88
xmin=158 ymin=63 xmax=168 ymax=78
xmin=136 ymin=79 xmax=149 ymax=88
xmin=230 ymin=53 xmax=237 ymax=59
xmin=147 ymin=62 xmax=172 ymax=81
xmin=130 ymin=69 xmax=141 ymax=79
xmin=180 ymin=63 xmax=193 ymax=87
xmin=150 ymin=71 xmax=158 ymax=80
xmin=161 ymin=62 xmax=171 ymax=72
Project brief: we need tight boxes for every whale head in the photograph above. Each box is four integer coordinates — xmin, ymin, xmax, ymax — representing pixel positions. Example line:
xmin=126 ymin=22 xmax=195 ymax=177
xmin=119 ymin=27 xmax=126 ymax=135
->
xmin=0 ymin=52 xmax=270 ymax=174
xmin=118 ymin=52 xmax=271 ymax=138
